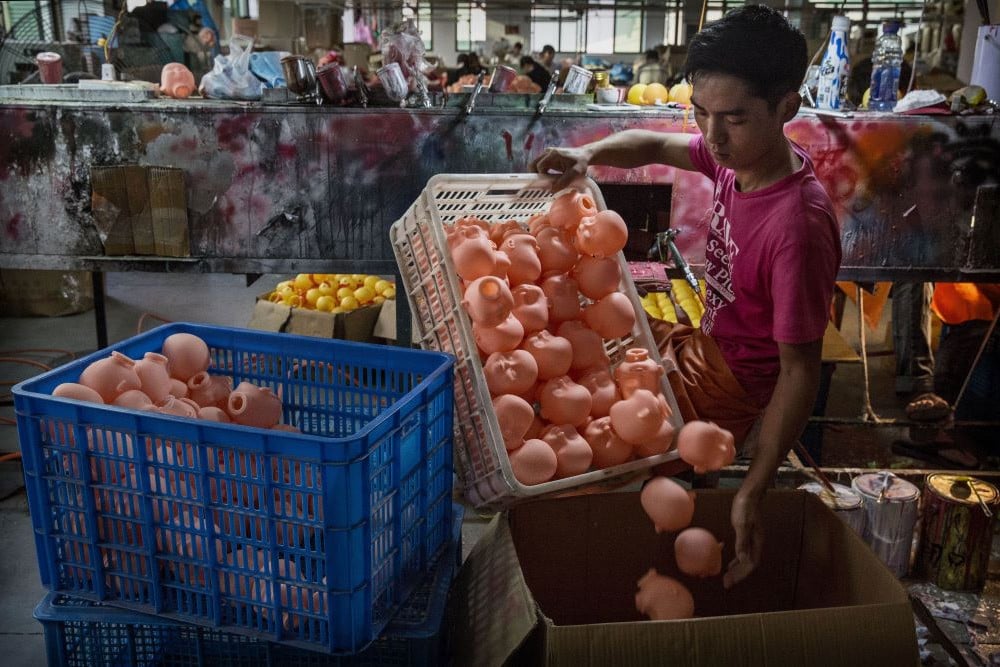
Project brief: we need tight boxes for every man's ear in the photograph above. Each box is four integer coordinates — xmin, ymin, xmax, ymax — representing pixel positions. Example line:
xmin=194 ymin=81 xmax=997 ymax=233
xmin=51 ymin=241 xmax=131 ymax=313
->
xmin=779 ymin=91 xmax=802 ymax=122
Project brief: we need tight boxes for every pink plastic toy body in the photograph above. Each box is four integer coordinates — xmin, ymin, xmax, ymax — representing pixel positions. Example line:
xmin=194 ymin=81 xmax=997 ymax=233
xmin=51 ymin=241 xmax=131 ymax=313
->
xmin=640 ymin=476 xmax=695 ymax=533
xmin=540 ymin=424 xmax=593 ymax=478
xmin=160 ymin=63 xmax=197 ymax=98
xmin=572 ymin=255 xmax=621 ymax=301
xmin=509 ymin=438 xmax=558 ymax=485
xmin=583 ymin=292 xmax=636 ymax=340
xmin=674 ymin=527 xmax=723 ymax=578
xmin=635 ymin=569 xmax=695 ymax=620
xmin=162 ymin=333 xmax=211 ymax=382
xmin=676 ymin=421 xmax=737 ymax=474
xmin=483 ymin=349 xmax=539 ymax=396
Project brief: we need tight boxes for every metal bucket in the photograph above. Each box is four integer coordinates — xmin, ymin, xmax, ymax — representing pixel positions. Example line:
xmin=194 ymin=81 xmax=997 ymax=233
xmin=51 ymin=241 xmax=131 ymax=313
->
xmin=798 ymin=482 xmax=866 ymax=536
xmin=852 ymin=472 xmax=921 ymax=577
xmin=917 ymin=473 xmax=998 ymax=591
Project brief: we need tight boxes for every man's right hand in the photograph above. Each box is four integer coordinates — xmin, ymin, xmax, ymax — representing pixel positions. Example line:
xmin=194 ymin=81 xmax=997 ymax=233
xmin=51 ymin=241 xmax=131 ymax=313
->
xmin=529 ymin=146 xmax=592 ymax=192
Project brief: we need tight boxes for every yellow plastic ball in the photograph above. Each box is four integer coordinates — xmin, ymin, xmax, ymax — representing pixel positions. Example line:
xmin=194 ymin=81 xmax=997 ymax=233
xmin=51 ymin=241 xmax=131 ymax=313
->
xmin=339 ymin=295 xmax=360 ymax=311
xmin=315 ymin=295 xmax=336 ymax=312
xmin=293 ymin=274 xmax=314 ymax=291
xmin=627 ymin=83 xmax=647 ymax=105
xmin=669 ymin=81 xmax=693 ymax=105
xmin=374 ymin=279 xmax=392 ymax=294
xmin=331 ymin=306 xmax=346 ymax=314
xmin=363 ymin=275 xmax=380 ymax=290
xmin=382 ymin=287 xmax=396 ymax=300
xmin=275 ymin=280 xmax=294 ymax=291
xmin=283 ymin=293 xmax=303 ymax=308
xmin=317 ymin=281 xmax=335 ymax=297
xmin=336 ymin=286 xmax=354 ymax=300
xmin=305 ymin=288 xmax=322 ymax=307
xmin=373 ymin=295 xmax=386 ymax=304
xmin=354 ymin=286 xmax=376 ymax=304
xmin=643 ymin=83 xmax=670 ymax=105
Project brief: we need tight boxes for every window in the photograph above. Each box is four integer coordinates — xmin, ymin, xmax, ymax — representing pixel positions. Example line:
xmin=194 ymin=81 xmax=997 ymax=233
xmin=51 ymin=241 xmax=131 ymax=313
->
xmin=532 ymin=0 xmax=641 ymax=55
xmin=229 ymin=0 xmax=259 ymax=20
xmin=456 ymin=3 xmax=486 ymax=52
xmin=614 ymin=9 xmax=642 ymax=53
xmin=402 ymin=3 xmax=432 ymax=51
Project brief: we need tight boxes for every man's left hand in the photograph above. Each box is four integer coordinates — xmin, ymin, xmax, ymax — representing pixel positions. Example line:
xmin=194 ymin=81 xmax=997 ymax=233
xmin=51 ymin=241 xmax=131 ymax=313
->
xmin=723 ymin=490 xmax=763 ymax=589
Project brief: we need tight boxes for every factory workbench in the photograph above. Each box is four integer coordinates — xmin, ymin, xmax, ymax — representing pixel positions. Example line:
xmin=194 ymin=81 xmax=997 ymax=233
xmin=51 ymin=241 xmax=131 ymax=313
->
xmin=1 ymin=99 xmax=998 ymax=345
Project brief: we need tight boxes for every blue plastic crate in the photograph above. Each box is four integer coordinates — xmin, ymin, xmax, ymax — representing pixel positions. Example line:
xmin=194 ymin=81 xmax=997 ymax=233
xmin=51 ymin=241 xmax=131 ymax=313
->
xmin=34 ymin=505 xmax=464 ymax=666
xmin=13 ymin=323 xmax=454 ymax=654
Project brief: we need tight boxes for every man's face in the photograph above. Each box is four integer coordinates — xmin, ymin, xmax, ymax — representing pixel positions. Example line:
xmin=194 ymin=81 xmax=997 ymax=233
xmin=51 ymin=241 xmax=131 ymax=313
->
xmin=690 ymin=73 xmax=792 ymax=173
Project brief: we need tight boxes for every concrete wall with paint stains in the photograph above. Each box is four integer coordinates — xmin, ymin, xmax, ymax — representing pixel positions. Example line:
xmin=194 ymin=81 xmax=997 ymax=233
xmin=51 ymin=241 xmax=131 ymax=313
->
xmin=1 ymin=101 xmax=997 ymax=280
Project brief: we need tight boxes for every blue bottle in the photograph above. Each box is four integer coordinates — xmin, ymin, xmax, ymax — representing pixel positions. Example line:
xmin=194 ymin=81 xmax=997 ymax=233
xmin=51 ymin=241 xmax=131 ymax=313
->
xmin=869 ymin=22 xmax=903 ymax=112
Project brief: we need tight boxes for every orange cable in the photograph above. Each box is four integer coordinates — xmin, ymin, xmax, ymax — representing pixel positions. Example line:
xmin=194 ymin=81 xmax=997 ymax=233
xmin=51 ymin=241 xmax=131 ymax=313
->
xmin=0 ymin=348 xmax=75 ymax=358
xmin=0 ymin=357 xmax=52 ymax=372
xmin=0 ymin=451 xmax=22 ymax=461
xmin=137 ymin=311 xmax=173 ymax=334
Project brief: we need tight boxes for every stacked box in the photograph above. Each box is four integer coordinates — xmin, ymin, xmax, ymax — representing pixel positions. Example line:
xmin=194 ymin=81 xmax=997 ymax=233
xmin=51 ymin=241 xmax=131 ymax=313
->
xmin=35 ymin=506 xmax=464 ymax=666
xmin=13 ymin=323 xmax=454 ymax=653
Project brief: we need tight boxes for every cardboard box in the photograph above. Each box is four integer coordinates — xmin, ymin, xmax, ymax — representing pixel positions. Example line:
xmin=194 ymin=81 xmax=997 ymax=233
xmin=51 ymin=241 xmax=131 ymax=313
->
xmin=90 ymin=165 xmax=189 ymax=257
xmin=247 ymin=293 xmax=383 ymax=342
xmin=450 ymin=490 xmax=919 ymax=666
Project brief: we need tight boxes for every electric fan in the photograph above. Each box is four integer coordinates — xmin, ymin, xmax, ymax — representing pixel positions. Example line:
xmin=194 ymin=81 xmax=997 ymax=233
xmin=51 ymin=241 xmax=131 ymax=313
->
xmin=0 ymin=0 xmax=204 ymax=85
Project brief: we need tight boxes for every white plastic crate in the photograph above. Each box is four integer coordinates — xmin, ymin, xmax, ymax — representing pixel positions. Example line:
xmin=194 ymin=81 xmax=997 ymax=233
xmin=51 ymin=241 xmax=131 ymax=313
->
xmin=390 ymin=174 xmax=683 ymax=508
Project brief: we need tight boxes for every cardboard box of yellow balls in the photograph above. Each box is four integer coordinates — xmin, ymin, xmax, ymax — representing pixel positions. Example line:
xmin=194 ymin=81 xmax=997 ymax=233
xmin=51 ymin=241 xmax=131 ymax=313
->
xmin=247 ymin=273 xmax=397 ymax=342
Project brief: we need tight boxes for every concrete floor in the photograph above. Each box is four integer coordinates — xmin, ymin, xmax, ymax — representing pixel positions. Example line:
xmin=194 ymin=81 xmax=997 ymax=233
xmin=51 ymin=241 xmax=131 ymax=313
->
xmin=0 ymin=272 xmax=991 ymax=665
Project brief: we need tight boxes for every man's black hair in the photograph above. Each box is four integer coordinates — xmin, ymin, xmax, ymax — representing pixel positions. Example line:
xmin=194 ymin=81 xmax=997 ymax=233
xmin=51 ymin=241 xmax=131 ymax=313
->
xmin=684 ymin=4 xmax=807 ymax=109
xmin=644 ymin=48 xmax=659 ymax=61
xmin=541 ymin=44 xmax=555 ymax=55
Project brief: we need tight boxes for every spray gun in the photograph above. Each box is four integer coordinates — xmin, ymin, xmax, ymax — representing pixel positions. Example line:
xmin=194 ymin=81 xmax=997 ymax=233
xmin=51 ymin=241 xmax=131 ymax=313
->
xmin=536 ymin=68 xmax=560 ymax=115
xmin=649 ymin=229 xmax=704 ymax=304
xmin=464 ymin=70 xmax=487 ymax=115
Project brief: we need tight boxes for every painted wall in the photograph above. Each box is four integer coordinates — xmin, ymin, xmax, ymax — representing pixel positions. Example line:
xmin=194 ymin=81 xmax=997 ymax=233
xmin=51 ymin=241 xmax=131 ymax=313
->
xmin=1 ymin=103 xmax=997 ymax=281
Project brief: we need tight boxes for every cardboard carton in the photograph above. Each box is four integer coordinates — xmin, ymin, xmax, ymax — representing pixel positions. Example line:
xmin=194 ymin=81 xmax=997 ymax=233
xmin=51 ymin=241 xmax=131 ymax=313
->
xmin=451 ymin=489 xmax=919 ymax=666
xmin=247 ymin=293 xmax=382 ymax=342
xmin=90 ymin=165 xmax=189 ymax=257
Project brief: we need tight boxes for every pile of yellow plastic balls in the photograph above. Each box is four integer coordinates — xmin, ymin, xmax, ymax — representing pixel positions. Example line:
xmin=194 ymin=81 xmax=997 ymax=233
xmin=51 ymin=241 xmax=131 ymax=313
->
xmin=640 ymin=279 xmax=705 ymax=328
xmin=268 ymin=274 xmax=396 ymax=313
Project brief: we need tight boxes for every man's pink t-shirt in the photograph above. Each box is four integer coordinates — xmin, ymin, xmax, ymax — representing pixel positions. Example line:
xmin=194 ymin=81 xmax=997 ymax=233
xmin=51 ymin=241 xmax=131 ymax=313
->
xmin=688 ymin=135 xmax=842 ymax=405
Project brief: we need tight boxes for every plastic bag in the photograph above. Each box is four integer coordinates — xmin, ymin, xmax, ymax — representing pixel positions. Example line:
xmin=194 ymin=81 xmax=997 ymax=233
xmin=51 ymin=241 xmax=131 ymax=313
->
xmin=379 ymin=19 xmax=431 ymax=106
xmin=199 ymin=35 xmax=262 ymax=100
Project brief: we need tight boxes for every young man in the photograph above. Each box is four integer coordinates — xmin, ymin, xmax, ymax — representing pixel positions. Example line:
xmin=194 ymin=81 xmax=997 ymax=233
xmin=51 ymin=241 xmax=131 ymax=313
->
xmin=530 ymin=5 xmax=841 ymax=588
xmin=538 ymin=44 xmax=556 ymax=72
xmin=520 ymin=55 xmax=552 ymax=91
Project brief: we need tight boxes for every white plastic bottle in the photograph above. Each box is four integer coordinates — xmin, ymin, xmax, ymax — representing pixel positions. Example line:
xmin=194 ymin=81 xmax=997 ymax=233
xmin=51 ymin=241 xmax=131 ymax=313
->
xmin=869 ymin=22 xmax=903 ymax=111
xmin=816 ymin=15 xmax=851 ymax=110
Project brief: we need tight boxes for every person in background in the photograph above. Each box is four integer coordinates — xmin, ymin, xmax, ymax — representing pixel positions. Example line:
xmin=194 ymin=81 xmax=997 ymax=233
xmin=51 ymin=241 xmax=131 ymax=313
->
xmin=538 ymin=44 xmax=556 ymax=72
xmin=635 ymin=48 xmax=669 ymax=85
xmin=505 ymin=41 xmax=524 ymax=66
xmin=446 ymin=53 xmax=468 ymax=86
xmin=931 ymin=283 xmax=1000 ymax=421
xmin=530 ymin=5 xmax=840 ymax=588
xmin=892 ymin=282 xmax=950 ymax=421
xmin=520 ymin=55 xmax=552 ymax=90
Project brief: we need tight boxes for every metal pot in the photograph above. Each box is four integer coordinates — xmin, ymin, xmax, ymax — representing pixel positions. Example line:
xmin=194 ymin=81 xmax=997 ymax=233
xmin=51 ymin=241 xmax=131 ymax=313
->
xmin=281 ymin=55 xmax=317 ymax=99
